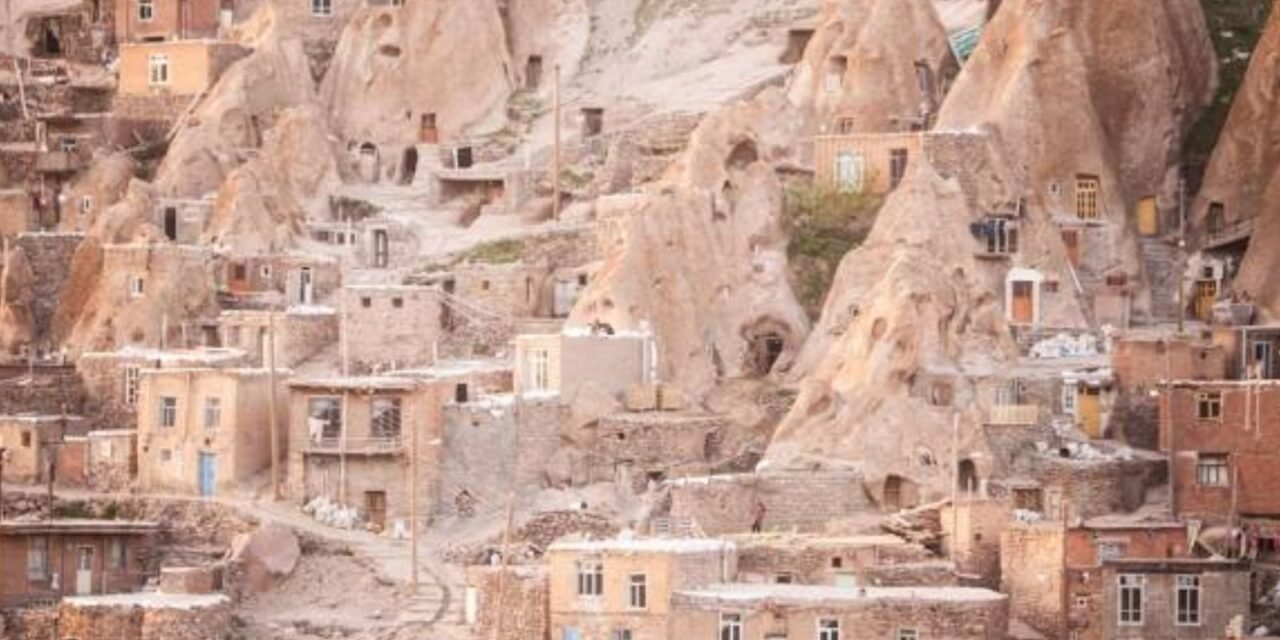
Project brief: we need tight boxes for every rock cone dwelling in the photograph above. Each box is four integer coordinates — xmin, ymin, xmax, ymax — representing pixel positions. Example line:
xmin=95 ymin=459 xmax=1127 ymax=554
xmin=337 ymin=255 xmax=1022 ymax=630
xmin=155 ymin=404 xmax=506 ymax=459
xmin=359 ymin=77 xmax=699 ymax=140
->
xmin=1 ymin=0 xmax=1279 ymax=638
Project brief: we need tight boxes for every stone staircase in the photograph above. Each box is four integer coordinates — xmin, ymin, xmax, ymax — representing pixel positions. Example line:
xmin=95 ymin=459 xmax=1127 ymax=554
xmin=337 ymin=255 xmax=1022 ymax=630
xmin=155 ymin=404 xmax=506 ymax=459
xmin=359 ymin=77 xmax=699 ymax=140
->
xmin=1138 ymin=236 xmax=1180 ymax=324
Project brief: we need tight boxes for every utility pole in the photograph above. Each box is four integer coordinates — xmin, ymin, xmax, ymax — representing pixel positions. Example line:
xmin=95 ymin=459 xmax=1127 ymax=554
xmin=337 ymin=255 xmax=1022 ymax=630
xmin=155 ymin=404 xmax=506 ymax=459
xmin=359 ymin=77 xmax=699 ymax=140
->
xmin=409 ymin=396 xmax=421 ymax=593
xmin=552 ymin=64 xmax=561 ymax=222
xmin=0 ymin=446 xmax=7 ymax=521
xmin=949 ymin=413 xmax=959 ymax=563
xmin=267 ymin=312 xmax=280 ymax=500
xmin=1 ymin=235 xmax=9 ymax=311
xmin=492 ymin=492 xmax=516 ymax=640
xmin=1177 ymin=175 xmax=1187 ymax=334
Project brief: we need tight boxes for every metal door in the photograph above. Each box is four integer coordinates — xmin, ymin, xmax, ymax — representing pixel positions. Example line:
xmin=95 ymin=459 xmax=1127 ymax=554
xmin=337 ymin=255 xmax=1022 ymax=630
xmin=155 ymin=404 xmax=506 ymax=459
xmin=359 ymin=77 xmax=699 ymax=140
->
xmin=1137 ymin=197 xmax=1158 ymax=236
xmin=199 ymin=453 xmax=216 ymax=498
xmin=1011 ymin=281 xmax=1035 ymax=324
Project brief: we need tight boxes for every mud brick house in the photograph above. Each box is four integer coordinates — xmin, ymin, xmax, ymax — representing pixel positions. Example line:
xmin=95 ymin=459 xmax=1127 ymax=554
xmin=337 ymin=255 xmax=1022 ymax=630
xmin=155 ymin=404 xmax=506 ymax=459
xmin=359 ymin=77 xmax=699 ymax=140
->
xmin=216 ymin=252 xmax=341 ymax=309
xmin=999 ymin=517 xmax=1246 ymax=640
xmin=590 ymin=410 xmax=730 ymax=485
xmin=669 ymin=584 xmax=1009 ymax=640
xmin=1160 ymin=380 xmax=1280 ymax=524
xmin=341 ymin=285 xmax=443 ymax=373
xmin=287 ymin=375 xmax=447 ymax=531
xmin=513 ymin=329 xmax=656 ymax=401
xmin=0 ymin=414 xmax=88 ymax=484
xmin=0 ymin=519 xmax=158 ymax=607
xmin=665 ymin=471 xmax=872 ymax=536
xmin=548 ymin=538 xmax=736 ymax=640
xmin=117 ymin=40 xmax=248 ymax=97
xmin=217 ymin=308 xmax=338 ymax=368
xmin=77 ymin=346 xmax=248 ymax=430
xmin=135 ymin=367 xmax=286 ymax=497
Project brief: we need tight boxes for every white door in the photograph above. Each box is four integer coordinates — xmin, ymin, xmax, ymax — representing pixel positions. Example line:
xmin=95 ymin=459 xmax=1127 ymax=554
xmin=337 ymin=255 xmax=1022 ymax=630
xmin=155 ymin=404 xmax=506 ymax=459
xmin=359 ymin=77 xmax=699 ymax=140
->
xmin=835 ymin=152 xmax=864 ymax=193
xmin=76 ymin=546 xmax=94 ymax=595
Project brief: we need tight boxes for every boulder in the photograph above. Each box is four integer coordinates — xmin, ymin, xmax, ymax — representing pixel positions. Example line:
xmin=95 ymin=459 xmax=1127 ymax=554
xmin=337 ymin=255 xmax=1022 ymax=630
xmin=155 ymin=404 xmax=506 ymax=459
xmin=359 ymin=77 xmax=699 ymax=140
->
xmin=228 ymin=523 xmax=300 ymax=595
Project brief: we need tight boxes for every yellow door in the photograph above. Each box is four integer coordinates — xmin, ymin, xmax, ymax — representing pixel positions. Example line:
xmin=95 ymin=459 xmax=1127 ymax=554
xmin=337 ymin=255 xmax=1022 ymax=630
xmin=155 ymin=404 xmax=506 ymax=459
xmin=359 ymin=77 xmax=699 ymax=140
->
xmin=1195 ymin=280 xmax=1218 ymax=321
xmin=1077 ymin=387 xmax=1102 ymax=438
xmin=1137 ymin=197 xmax=1158 ymax=236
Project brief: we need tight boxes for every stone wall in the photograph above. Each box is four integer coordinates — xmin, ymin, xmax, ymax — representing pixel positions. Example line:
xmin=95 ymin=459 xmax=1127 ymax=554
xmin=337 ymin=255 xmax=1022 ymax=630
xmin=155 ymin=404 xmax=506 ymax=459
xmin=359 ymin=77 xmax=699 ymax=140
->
xmin=342 ymin=286 xmax=441 ymax=372
xmin=733 ymin=536 xmax=936 ymax=585
xmin=1000 ymin=524 xmax=1066 ymax=637
xmin=592 ymin=411 xmax=728 ymax=484
xmin=56 ymin=597 xmax=232 ymax=640
xmin=14 ymin=232 xmax=82 ymax=341
xmin=2 ymin=607 xmax=56 ymax=640
xmin=1022 ymin=453 xmax=1165 ymax=521
xmin=0 ymin=366 xmax=88 ymax=415
xmin=436 ymin=398 xmax=566 ymax=518
xmin=665 ymin=471 xmax=871 ymax=535
xmin=467 ymin=566 xmax=549 ymax=640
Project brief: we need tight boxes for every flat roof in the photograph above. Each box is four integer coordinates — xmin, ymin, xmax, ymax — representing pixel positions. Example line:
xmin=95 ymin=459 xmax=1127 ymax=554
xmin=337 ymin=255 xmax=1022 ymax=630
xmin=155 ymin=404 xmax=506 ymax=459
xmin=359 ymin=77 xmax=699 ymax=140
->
xmin=727 ymin=533 xmax=911 ymax=548
xmin=675 ymin=583 xmax=1007 ymax=607
xmin=390 ymin=358 xmax=512 ymax=379
xmin=289 ymin=376 xmax=423 ymax=391
xmin=0 ymin=519 xmax=159 ymax=535
xmin=63 ymin=592 xmax=229 ymax=610
xmin=0 ymin=414 xmax=86 ymax=423
xmin=548 ymin=537 xmax=735 ymax=555
xmin=78 ymin=346 xmax=245 ymax=363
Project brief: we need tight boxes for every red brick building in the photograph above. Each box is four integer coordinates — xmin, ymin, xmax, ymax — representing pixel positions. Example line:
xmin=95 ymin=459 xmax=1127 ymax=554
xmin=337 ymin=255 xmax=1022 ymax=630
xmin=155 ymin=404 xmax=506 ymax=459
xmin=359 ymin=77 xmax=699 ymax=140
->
xmin=0 ymin=520 xmax=159 ymax=607
xmin=114 ymin=0 xmax=228 ymax=42
xmin=1160 ymin=381 xmax=1280 ymax=523
xmin=1001 ymin=519 xmax=1222 ymax=640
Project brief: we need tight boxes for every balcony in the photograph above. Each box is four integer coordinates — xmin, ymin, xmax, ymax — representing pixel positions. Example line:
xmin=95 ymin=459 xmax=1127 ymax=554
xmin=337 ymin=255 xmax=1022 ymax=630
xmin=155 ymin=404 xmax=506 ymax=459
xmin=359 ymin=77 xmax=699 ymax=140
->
xmin=987 ymin=404 xmax=1039 ymax=426
xmin=1204 ymin=217 xmax=1254 ymax=250
xmin=304 ymin=435 xmax=403 ymax=455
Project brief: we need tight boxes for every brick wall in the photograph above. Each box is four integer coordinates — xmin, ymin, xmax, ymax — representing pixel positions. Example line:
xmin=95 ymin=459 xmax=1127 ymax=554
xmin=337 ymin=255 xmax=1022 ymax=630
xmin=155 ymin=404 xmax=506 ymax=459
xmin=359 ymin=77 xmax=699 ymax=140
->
xmin=592 ymin=412 xmax=727 ymax=481
xmin=342 ymin=286 xmax=442 ymax=372
xmin=666 ymin=471 xmax=870 ymax=535
xmin=1163 ymin=384 xmax=1280 ymax=521
xmin=734 ymin=537 xmax=935 ymax=585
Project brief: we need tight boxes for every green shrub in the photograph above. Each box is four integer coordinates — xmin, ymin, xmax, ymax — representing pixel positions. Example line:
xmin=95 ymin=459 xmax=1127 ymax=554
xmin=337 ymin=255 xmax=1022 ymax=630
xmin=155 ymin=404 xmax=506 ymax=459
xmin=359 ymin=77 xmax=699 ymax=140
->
xmin=783 ymin=182 xmax=883 ymax=319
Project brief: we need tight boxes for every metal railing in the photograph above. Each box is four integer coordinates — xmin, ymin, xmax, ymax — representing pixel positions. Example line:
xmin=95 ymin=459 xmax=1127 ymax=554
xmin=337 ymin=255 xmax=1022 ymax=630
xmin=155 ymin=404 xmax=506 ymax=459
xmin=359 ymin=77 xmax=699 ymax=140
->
xmin=1205 ymin=217 xmax=1254 ymax=249
xmin=307 ymin=435 xmax=403 ymax=452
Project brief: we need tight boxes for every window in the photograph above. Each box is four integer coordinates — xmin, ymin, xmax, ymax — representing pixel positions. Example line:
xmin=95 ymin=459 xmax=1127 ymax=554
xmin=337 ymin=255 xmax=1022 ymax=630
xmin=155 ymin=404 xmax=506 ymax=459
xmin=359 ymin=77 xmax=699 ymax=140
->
xmin=1176 ymin=574 xmax=1201 ymax=626
xmin=203 ymin=397 xmax=222 ymax=430
xmin=1117 ymin=574 xmax=1144 ymax=625
xmin=1061 ymin=382 xmax=1077 ymax=415
xmin=311 ymin=0 xmax=332 ymax=16
xmin=1196 ymin=392 xmax=1222 ymax=419
xmin=260 ymin=265 xmax=272 ymax=278
xmin=1197 ymin=454 xmax=1229 ymax=487
xmin=889 ymin=148 xmax=909 ymax=189
xmin=1075 ymin=176 xmax=1100 ymax=219
xmin=982 ymin=218 xmax=1019 ymax=255
xmin=818 ymin=618 xmax=840 ymax=640
xmin=307 ymin=397 xmax=342 ymax=441
xmin=148 ymin=54 xmax=169 ymax=86
xmin=373 ymin=229 xmax=389 ymax=268
xmin=20 ymin=431 xmax=31 ymax=448
xmin=27 ymin=537 xmax=49 ymax=581
xmin=720 ymin=613 xmax=743 ymax=640
xmin=391 ymin=297 xmax=403 ymax=309
xmin=160 ymin=448 xmax=172 ymax=462
xmin=361 ymin=297 xmax=372 ymax=308
xmin=896 ymin=629 xmax=918 ymax=640
xmin=575 ymin=560 xmax=603 ymax=597
xmin=124 ymin=367 xmax=140 ymax=406
xmin=159 ymin=396 xmax=178 ymax=428
xmin=527 ymin=348 xmax=551 ymax=392
xmin=371 ymin=397 xmax=402 ymax=439
xmin=834 ymin=151 xmax=865 ymax=193
xmin=59 ymin=137 xmax=78 ymax=153
xmin=611 ymin=631 xmax=632 ymax=640
xmin=80 ymin=195 xmax=93 ymax=214
xmin=835 ymin=117 xmax=855 ymax=134
xmin=129 ymin=275 xmax=145 ymax=298
xmin=108 ymin=538 xmax=126 ymax=570
xmin=775 ymin=573 xmax=793 ymax=584
xmin=628 ymin=574 xmax=647 ymax=609
xmin=138 ymin=0 xmax=154 ymax=21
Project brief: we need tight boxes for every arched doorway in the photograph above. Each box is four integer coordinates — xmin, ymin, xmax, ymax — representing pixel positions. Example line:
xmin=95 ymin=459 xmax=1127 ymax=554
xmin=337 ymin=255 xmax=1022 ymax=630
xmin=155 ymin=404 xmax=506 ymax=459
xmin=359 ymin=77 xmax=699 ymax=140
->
xmin=400 ymin=147 xmax=418 ymax=185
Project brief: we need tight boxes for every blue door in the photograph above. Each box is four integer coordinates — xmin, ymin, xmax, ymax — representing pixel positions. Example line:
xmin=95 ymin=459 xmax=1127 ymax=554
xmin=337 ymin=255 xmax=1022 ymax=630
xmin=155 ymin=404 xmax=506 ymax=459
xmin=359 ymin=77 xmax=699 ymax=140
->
xmin=198 ymin=453 xmax=216 ymax=498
